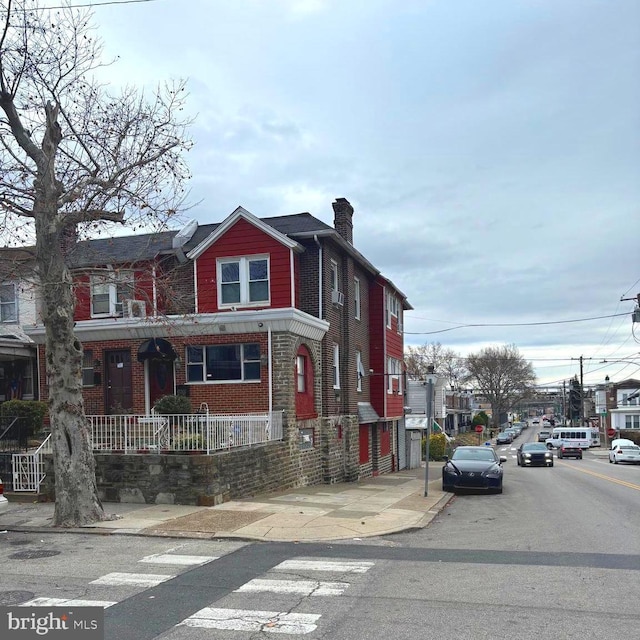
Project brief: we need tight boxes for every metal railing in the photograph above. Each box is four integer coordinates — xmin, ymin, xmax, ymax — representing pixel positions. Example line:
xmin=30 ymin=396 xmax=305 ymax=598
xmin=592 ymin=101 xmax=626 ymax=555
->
xmin=9 ymin=411 xmax=284 ymax=492
xmin=12 ymin=435 xmax=51 ymax=492
xmin=87 ymin=411 xmax=284 ymax=454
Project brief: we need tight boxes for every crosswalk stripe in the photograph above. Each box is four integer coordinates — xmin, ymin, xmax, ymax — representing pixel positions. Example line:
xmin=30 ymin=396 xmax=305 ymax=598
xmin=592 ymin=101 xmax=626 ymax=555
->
xmin=21 ymin=597 xmax=116 ymax=608
xmin=275 ymin=559 xmax=374 ymax=573
xmin=139 ymin=553 xmax=218 ymax=566
xmin=235 ymin=578 xmax=349 ymax=596
xmin=90 ymin=572 xmax=173 ymax=587
xmin=179 ymin=608 xmax=320 ymax=634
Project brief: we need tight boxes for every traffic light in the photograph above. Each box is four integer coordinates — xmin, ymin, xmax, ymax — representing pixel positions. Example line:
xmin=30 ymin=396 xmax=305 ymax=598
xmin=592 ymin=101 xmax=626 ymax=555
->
xmin=568 ymin=379 xmax=581 ymax=423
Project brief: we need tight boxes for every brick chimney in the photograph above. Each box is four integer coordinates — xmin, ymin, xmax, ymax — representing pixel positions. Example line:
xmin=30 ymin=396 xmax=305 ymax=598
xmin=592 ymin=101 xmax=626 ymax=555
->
xmin=332 ymin=198 xmax=354 ymax=244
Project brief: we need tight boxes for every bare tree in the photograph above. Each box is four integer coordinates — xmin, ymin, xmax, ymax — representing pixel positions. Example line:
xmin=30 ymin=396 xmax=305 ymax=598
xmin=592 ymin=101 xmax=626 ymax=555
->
xmin=0 ymin=0 xmax=192 ymax=526
xmin=405 ymin=342 xmax=467 ymax=385
xmin=465 ymin=344 xmax=536 ymax=430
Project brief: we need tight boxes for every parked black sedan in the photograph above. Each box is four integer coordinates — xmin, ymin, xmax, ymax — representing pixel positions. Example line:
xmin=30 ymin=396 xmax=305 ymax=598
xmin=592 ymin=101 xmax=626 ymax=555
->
xmin=442 ymin=446 xmax=507 ymax=494
xmin=516 ymin=442 xmax=554 ymax=467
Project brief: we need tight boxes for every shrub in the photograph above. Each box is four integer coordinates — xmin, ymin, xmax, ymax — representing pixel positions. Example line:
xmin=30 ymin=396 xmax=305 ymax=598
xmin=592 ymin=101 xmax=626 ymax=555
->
xmin=153 ymin=394 xmax=192 ymax=415
xmin=0 ymin=400 xmax=48 ymax=437
xmin=429 ymin=433 xmax=447 ymax=460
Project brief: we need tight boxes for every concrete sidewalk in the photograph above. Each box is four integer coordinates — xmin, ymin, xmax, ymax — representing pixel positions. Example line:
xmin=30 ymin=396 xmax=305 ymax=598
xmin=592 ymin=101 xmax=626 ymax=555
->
xmin=1 ymin=466 xmax=450 ymax=542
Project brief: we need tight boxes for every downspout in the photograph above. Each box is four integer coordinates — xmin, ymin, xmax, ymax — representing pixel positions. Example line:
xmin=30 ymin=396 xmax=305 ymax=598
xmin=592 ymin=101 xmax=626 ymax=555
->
xmin=314 ymin=235 xmax=322 ymax=319
xmin=152 ymin=264 xmax=157 ymax=317
xmin=268 ymin=325 xmax=273 ymax=416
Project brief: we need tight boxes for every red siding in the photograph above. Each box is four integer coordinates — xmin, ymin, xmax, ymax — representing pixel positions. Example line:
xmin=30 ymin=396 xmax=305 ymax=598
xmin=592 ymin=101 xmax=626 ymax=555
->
xmin=368 ymin=280 xmax=386 ymax=417
xmin=196 ymin=218 xmax=293 ymax=313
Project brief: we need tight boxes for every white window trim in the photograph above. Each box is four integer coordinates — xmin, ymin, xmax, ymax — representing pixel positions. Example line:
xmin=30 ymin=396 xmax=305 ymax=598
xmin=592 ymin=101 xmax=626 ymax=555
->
xmin=330 ymin=260 xmax=339 ymax=292
xmin=296 ymin=354 xmax=306 ymax=393
xmin=90 ymin=269 xmax=134 ymax=318
xmin=217 ymin=255 xmax=270 ymax=308
xmin=354 ymin=277 xmax=361 ymax=320
xmin=356 ymin=350 xmax=365 ymax=392
xmin=186 ymin=343 xmax=261 ymax=384
xmin=333 ymin=343 xmax=340 ymax=389
xmin=0 ymin=282 xmax=18 ymax=323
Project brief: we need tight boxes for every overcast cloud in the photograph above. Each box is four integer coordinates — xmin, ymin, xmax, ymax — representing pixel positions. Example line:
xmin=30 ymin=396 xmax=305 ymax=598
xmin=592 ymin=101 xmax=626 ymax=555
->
xmin=73 ymin=0 xmax=639 ymax=386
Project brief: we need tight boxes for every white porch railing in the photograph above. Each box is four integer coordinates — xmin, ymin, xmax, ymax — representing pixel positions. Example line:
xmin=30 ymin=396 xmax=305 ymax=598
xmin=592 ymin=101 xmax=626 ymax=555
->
xmin=10 ymin=412 xmax=284 ymax=492
xmin=12 ymin=435 xmax=52 ymax=492
xmin=87 ymin=411 xmax=284 ymax=454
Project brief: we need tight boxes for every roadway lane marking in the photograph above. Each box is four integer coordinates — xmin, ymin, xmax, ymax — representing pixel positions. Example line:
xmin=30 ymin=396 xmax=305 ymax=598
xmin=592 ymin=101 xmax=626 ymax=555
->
xmin=90 ymin=572 xmax=173 ymax=587
xmin=274 ymin=559 xmax=374 ymax=573
xmin=235 ymin=579 xmax=349 ymax=596
xmin=21 ymin=597 xmax=116 ymax=608
xmin=139 ymin=554 xmax=218 ymax=566
xmin=557 ymin=461 xmax=640 ymax=490
xmin=179 ymin=608 xmax=320 ymax=634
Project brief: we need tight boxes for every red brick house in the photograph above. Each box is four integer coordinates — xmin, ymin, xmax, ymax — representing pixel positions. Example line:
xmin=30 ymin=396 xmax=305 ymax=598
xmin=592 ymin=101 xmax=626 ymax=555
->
xmin=25 ymin=198 xmax=411 ymax=495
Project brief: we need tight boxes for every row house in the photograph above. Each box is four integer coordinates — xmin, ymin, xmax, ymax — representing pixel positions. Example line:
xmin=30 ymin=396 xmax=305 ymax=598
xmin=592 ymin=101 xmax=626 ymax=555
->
xmin=0 ymin=248 xmax=38 ymax=404
xmin=595 ymin=378 xmax=640 ymax=436
xmin=23 ymin=198 xmax=411 ymax=498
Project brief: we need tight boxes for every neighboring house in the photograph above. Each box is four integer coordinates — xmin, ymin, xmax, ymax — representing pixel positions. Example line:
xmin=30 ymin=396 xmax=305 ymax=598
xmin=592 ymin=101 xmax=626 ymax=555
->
xmin=0 ymin=248 xmax=38 ymax=403
xmin=597 ymin=378 xmax=640 ymax=434
xmin=24 ymin=198 xmax=411 ymax=492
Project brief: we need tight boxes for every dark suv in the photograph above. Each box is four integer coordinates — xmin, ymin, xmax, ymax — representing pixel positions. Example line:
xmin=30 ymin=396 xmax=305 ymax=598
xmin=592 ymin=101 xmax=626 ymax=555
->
xmin=557 ymin=444 xmax=582 ymax=459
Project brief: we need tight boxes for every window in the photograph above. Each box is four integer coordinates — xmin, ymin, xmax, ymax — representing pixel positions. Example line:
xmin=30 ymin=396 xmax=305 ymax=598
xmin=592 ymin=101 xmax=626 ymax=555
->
xmin=387 ymin=357 xmax=402 ymax=394
xmin=386 ymin=292 xmax=398 ymax=327
xmin=625 ymin=415 xmax=640 ymax=429
xmin=330 ymin=260 xmax=339 ymax=292
xmin=622 ymin=393 xmax=638 ymax=406
xmin=91 ymin=270 xmax=134 ymax=317
xmin=356 ymin=350 xmax=365 ymax=392
xmin=186 ymin=343 xmax=261 ymax=382
xmin=218 ymin=256 xmax=269 ymax=306
xmin=0 ymin=283 xmax=17 ymax=322
xmin=82 ymin=350 xmax=95 ymax=387
xmin=354 ymin=277 xmax=361 ymax=320
xmin=332 ymin=343 xmax=340 ymax=389
xmin=296 ymin=354 xmax=306 ymax=392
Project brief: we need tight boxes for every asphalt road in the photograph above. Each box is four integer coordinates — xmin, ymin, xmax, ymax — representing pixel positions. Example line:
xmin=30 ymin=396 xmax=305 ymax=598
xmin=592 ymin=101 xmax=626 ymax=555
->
xmin=1 ymin=435 xmax=638 ymax=639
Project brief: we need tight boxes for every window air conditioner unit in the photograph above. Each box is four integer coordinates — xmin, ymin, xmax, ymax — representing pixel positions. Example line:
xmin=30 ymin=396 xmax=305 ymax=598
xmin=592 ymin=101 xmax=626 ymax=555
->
xmin=331 ymin=290 xmax=344 ymax=306
xmin=125 ymin=299 xmax=146 ymax=318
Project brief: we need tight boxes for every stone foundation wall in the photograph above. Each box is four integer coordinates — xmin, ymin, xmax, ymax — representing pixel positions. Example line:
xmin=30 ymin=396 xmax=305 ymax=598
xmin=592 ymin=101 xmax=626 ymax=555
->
xmin=40 ymin=441 xmax=327 ymax=506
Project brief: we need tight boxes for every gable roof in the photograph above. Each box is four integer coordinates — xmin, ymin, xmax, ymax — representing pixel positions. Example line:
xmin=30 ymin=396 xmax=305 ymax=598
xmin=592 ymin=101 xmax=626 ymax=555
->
xmin=186 ymin=206 xmax=303 ymax=260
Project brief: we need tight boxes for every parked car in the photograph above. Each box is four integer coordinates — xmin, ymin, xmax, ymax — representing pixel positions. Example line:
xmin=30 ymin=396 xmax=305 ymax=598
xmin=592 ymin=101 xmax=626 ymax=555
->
xmin=496 ymin=432 xmax=513 ymax=445
xmin=504 ymin=428 xmax=518 ymax=440
xmin=516 ymin=442 xmax=554 ymax=467
xmin=0 ymin=478 xmax=8 ymax=515
xmin=537 ymin=430 xmax=552 ymax=443
xmin=442 ymin=446 xmax=507 ymax=494
xmin=609 ymin=444 xmax=640 ymax=464
xmin=510 ymin=425 xmax=523 ymax=436
xmin=557 ymin=444 xmax=582 ymax=459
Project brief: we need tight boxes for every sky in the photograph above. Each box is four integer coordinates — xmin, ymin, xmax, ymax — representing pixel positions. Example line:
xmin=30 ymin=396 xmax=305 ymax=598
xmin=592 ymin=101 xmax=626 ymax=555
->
xmin=47 ymin=0 xmax=640 ymax=386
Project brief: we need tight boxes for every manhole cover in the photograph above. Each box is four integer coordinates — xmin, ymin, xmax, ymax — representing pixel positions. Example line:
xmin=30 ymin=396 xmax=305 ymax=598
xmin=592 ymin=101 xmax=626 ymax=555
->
xmin=9 ymin=550 xmax=61 ymax=560
xmin=0 ymin=591 xmax=35 ymax=605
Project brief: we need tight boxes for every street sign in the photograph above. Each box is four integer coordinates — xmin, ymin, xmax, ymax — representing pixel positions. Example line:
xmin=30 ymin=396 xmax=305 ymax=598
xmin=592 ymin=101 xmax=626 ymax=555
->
xmin=474 ymin=425 xmax=484 ymax=433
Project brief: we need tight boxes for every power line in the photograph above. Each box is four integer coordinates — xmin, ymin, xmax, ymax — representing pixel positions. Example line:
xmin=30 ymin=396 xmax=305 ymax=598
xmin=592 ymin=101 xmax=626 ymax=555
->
xmin=405 ymin=312 xmax=630 ymax=335
xmin=37 ymin=0 xmax=161 ymax=9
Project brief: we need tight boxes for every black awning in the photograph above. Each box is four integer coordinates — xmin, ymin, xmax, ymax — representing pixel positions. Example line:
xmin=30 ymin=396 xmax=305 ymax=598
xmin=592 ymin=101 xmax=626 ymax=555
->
xmin=137 ymin=338 xmax=177 ymax=362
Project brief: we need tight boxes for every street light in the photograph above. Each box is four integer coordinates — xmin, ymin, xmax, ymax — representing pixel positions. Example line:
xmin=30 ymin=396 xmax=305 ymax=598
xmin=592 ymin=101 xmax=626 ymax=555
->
xmin=424 ymin=365 xmax=438 ymax=497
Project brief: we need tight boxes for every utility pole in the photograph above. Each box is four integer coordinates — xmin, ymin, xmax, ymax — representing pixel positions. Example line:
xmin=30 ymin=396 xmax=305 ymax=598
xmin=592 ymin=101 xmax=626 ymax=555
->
xmin=579 ymin=355 xmax=584 ymax=427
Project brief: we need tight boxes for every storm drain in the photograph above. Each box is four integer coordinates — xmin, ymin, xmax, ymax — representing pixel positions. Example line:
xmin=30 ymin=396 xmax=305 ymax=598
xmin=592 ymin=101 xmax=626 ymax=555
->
xmin=0 ymin=591 xmax=35 ymax=605
xmin=9 ymin=549 xmax=61 ymax=560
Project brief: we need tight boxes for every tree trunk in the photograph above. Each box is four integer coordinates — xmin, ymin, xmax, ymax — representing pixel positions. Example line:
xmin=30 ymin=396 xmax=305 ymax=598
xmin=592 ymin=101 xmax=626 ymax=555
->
xmin=33 ymin=107 xmax=107 ymax=527
xmin=36 ymin=217 xmax=107 ymax=526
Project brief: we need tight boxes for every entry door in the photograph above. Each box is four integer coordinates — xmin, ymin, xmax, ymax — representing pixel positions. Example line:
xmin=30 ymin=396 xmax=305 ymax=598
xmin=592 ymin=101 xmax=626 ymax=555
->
xmin=105 ymin=350 xmax=133 ymax=414
xmin=149 ymin=359 xmax=174 ymax=409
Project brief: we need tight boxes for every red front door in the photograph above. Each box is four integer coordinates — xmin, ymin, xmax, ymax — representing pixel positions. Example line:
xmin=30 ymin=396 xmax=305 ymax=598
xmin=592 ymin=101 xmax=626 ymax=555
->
xmin=149 ymin=359 xmax=174 ymax=409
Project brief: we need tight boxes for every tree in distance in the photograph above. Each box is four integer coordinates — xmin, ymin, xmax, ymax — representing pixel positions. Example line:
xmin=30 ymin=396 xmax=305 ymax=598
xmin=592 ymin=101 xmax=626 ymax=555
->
xmin=0 ymin=0 xmax=192 ymax=526
xmin=465 ymin=344 xmax=536 ymax=431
